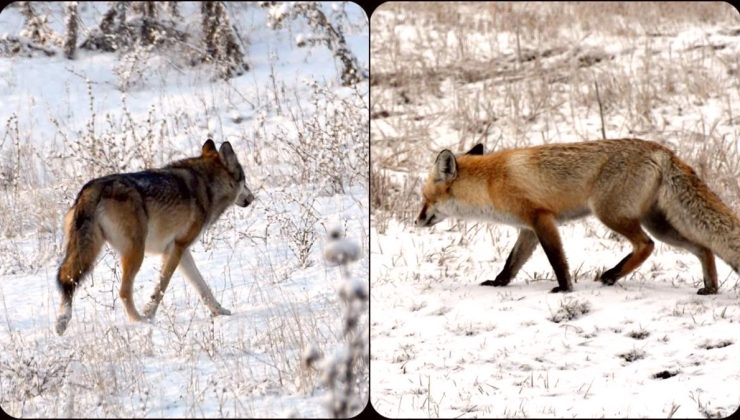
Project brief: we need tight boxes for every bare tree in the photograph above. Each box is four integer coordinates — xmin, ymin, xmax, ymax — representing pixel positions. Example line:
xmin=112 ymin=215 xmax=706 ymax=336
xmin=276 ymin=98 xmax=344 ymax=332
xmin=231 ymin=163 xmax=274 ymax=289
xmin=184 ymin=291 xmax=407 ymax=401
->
xmin=82 ymin=1 xmax=130 ymax=52
xmin=201 ymin=1 xmax=218 ymax=60
xmin=262 ymin=2 xmax=364 ymax=86
xmin=81 ymin=1 xmax=185 ymax=52
xmin=167 ymin=1 xmax=180 ymax=19
xmin=201 ymin=1 xmax=249 ymax=79
xmin=140 ymin=1 xmax=157 ymax=46
xmin=19 ymin=1 xmax=57 ymax=46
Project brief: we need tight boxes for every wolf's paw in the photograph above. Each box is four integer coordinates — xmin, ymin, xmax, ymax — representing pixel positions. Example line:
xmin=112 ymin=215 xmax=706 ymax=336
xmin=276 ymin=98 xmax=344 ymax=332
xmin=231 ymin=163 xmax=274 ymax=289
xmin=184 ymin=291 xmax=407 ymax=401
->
xmin=210 ymin=306 xmax=231 ymax=316
xmin=55 ymin=315 xmax=71 ymax=336
xmin=141 ymin=302 xmax=158 ymax=320
xmin=481 ymin=275 xmax=510 ymax=287
xmin=550 ymin=285 xmax=573 ymax=293
xmin=480 ymin=279 xmax=506 ymax=287
xmin=697 ymin=287 xmax=718 ymax=295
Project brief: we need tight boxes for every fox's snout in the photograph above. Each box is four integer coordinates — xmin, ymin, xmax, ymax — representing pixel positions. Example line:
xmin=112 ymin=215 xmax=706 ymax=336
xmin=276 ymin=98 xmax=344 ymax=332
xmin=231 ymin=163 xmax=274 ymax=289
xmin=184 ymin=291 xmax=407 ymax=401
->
xmin=415 ymin=204 xmax=440 ymax=227
xmin=414 ymin=215 xmax=426 ymax=227
xmin=415 ymin=205 xmax=428 ymax=227
xmin=415 ymin=216 xmax=432 ymax=227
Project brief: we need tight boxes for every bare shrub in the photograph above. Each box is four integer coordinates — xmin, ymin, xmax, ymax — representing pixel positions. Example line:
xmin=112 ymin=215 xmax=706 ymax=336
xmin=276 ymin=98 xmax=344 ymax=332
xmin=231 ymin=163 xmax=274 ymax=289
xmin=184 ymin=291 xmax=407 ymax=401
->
xmin=303 ymin=224 xmax=368 ymax=418
xmin=283 ymin=81 xmax=368 ymax=195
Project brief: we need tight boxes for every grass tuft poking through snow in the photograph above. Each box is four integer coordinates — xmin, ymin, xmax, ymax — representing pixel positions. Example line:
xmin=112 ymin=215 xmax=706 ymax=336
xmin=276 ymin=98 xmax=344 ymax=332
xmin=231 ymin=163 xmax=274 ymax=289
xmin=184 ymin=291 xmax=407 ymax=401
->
xmin=548 ymin=298 xmax=591 ymax=323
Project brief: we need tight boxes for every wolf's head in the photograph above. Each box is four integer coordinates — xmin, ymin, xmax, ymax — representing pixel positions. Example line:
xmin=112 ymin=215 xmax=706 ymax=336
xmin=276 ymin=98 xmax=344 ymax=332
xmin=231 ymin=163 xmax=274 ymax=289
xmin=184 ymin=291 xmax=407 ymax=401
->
xmin=202 ymin=139 xmax=255 ymax=207
xmin=415 ymin=143 xmax=484 ymax=227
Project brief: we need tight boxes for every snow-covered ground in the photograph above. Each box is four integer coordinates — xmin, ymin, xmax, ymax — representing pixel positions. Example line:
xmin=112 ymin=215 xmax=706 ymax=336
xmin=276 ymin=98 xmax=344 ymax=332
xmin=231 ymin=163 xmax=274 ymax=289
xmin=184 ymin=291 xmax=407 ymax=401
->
xmin=371 ymin=3 xmax=740 ymax=418
xmin=0 ymin=2 xmax=367 ymax=417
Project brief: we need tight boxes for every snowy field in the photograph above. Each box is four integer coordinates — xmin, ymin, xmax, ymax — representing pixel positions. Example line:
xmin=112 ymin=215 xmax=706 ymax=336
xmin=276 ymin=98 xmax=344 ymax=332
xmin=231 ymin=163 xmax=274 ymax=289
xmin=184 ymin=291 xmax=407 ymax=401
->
xmin=370 ymin=3 xmax=740 ymax=418
xmin=0 ymin=2 xmax=367 ymax=417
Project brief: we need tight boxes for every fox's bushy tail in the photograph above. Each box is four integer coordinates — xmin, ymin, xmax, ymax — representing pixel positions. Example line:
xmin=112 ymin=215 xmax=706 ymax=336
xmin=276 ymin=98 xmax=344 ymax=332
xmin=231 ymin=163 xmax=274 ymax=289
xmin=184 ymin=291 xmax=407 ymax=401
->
xmin=56 ymin=185 xmax=105 ymax=335
xmin=658 ymin=152 xmax=740 ymax=273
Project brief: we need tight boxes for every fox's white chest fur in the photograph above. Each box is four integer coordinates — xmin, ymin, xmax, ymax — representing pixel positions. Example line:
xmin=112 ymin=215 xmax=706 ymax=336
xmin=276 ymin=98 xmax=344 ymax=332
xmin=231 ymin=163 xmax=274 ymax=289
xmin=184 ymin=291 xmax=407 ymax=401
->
xmin=437 ymin=198 xmax=523 ymax=227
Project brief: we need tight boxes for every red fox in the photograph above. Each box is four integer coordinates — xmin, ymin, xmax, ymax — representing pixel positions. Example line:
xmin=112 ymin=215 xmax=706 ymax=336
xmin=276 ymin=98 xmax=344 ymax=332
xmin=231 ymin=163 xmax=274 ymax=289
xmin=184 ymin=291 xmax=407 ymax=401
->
xmin=415 ymin=139 xmax=740 ymax=294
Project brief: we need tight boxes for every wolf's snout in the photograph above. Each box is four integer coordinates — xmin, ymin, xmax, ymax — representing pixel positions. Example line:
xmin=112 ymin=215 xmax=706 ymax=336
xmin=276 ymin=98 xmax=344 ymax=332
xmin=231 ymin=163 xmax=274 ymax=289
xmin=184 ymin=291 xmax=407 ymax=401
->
xmin=238 ymin=192 xmax=255 ymax=207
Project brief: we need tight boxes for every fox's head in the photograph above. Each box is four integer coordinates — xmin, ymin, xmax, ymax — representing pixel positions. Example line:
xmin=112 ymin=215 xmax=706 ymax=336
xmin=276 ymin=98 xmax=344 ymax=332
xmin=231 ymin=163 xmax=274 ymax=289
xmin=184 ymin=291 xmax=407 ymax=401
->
xmin=415 ymin=143 xmax=484 ymax=227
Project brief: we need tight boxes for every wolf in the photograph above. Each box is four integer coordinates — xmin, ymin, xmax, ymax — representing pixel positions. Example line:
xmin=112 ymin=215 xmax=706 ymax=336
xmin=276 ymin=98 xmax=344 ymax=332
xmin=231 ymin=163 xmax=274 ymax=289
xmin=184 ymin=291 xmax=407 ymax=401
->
xmin=415 ymin=139 xmax=740 ymax=294
xmin=55 ymin=139 xmax=254 ymax=335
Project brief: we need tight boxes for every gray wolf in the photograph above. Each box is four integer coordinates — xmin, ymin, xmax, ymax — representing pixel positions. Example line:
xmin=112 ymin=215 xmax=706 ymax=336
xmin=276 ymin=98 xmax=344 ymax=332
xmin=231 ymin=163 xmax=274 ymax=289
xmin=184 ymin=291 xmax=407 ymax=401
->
xmin=55 ymin=139 xmax=254 ymax=335
xmin=415 ymin=139 xmax=740 ymax=294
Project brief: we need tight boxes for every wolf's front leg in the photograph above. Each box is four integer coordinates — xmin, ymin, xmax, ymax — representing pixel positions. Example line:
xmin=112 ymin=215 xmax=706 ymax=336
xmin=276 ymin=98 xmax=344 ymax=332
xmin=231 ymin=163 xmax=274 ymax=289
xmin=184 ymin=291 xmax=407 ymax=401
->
xmin=142 ymin=244 xmax=184 ymax=320
xmin=177 ymin=249 xmax=231 ymax=316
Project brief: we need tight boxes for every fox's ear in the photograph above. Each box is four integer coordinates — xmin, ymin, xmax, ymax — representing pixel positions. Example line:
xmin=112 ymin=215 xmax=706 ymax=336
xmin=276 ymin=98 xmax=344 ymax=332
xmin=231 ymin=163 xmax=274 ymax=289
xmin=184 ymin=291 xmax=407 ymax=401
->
xmin=218 ymin=141 xmax=239 ymax=171
xmin=466 ymin=143 xmax=484 ymax=155
xmin=202 ymin=139 xmax=217 ymax=156
xmin=434 ymin=149 xmax=457 ymax=182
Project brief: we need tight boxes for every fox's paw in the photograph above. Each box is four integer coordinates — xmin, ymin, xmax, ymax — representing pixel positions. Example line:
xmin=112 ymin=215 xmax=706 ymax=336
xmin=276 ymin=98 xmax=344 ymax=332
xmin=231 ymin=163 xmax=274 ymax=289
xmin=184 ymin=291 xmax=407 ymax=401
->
xmin=597 ymin=271 xmax=619 ymax=286
xmin=481 ymin=279 xmax=508 ymax=287
xmin=697 ymin=287 xmax=718 ymax=295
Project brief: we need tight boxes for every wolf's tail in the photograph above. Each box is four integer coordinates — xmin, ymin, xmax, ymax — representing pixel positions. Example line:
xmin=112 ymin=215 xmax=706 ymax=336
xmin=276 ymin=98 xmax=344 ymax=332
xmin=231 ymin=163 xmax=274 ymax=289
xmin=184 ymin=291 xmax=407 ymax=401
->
xmin=56 ymin=184 xmax=105 ymax=335
xmin=656 ymin=151 xmax=740 ymax=274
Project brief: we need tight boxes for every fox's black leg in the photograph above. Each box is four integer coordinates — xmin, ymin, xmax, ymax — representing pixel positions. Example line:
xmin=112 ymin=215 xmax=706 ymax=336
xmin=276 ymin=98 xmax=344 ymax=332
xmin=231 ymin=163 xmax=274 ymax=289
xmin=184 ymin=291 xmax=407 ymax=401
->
xmin=531 ymin=213 xmax=572 ymax=293
xmin=481 ymin=229 xmax=538 ymax=287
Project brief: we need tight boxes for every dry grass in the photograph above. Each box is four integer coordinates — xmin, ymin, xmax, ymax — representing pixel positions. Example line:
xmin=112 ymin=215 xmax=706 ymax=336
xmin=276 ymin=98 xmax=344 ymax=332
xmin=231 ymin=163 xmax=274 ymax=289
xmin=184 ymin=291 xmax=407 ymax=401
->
xmin=371 ymin=2 xmax=740 ymax=220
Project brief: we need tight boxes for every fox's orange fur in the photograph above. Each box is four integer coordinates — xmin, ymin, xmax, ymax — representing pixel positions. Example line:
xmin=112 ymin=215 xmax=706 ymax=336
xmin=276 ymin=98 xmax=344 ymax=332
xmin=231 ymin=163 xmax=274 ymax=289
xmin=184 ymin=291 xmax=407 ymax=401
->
xmin=416 ymin=139 xmax=740 ymax=294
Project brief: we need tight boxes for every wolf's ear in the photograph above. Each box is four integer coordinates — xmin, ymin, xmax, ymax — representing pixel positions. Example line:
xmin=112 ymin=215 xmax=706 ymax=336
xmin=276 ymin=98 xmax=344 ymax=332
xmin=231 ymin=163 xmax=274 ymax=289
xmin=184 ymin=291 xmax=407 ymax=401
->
xmin=202 ymin=139 xmax=217 ymax=156
xmin=466 ymin=143 xmax=484 ymax=155
xmin=434 ymin=149 xmax=457 ymax=182
xmin=218 ymin=141 xmax=239 ymax=171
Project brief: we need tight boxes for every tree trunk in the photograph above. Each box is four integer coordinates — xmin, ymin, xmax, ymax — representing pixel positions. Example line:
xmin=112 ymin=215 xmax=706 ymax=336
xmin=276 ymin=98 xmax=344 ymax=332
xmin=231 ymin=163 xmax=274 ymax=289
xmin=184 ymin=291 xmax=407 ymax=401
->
xmin=141 ymin=1 xmax=157 ymax=45
xmin=64 ymin=2 xmax=78 ymax=59
xmin=201 ymin=1 xmax=218 ymax=61
xmin=201 ymin=1 xmax=248 ymax=78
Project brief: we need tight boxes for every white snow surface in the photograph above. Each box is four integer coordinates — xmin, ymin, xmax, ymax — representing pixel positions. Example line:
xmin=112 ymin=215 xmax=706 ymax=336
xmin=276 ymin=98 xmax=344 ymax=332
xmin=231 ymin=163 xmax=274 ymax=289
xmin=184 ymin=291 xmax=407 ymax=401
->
xmin=0 ymin=2 xmax=368 ymax=417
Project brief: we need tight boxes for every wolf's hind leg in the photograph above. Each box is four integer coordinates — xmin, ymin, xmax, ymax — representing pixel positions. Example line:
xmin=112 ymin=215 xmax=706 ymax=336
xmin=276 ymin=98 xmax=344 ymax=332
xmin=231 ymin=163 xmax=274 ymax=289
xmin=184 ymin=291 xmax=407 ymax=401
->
xmin=641 ymin=207 xmax=718 ymax=294
xmin=120 ymin=247 xmax=145 ymax=321
xmin=177 ymin=249 xmax=231 ymax=316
